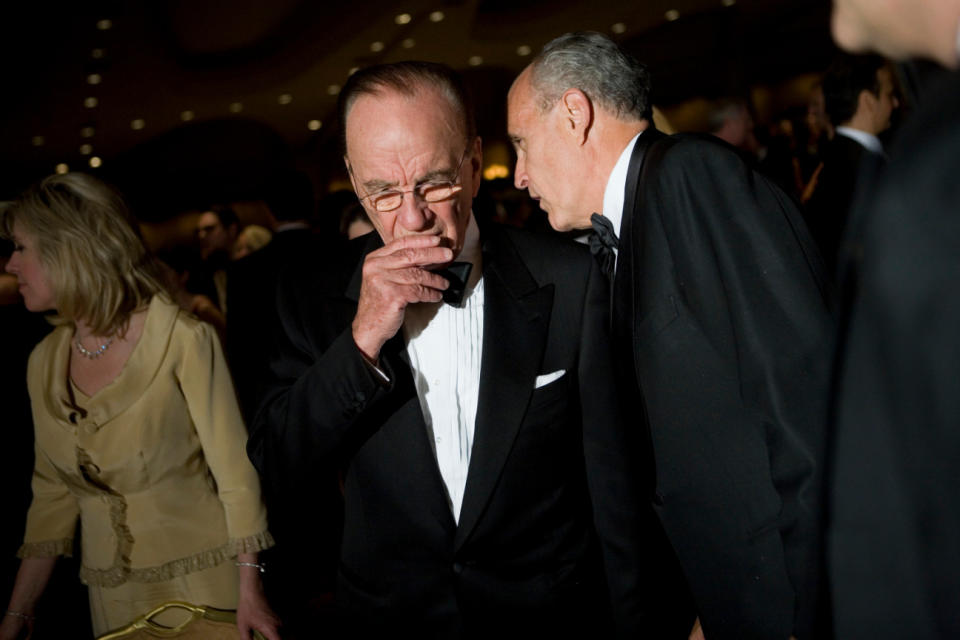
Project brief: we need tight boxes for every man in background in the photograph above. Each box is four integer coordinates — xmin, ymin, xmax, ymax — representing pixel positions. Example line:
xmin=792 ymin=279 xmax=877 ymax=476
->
xmin=826 ymin=0 xmax=960 ymax=637
xmin=804 ymin=53 xmax=898 ymax=275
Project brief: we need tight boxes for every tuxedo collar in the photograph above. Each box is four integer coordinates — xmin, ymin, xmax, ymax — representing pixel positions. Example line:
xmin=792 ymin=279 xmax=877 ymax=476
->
xmin=456 ymin=225 xmax=554 ymax=548
xmin=601 ymin=131 xmax=644 ymax=244
xmin=836 ymin=126 xmax=884 ymax=155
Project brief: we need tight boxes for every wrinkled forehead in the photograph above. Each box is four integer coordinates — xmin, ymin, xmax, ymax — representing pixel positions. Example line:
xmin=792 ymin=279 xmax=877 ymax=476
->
xmin=346 ymin=87 xmax=464 ymax=154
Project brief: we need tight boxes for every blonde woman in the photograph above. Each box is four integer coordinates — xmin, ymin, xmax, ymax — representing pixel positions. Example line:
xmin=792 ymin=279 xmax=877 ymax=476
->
xmin=0 ymin=173 xmax=280 ymax=640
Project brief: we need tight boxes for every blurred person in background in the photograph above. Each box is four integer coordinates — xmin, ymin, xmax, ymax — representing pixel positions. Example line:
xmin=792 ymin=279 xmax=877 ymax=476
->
xmin=804 ymin=53 xmax=899 ymax=276
xmin=232 ymin=224 xmax=273 ymax=260
xmin=826 ymin=0 xmax=960 ymax=637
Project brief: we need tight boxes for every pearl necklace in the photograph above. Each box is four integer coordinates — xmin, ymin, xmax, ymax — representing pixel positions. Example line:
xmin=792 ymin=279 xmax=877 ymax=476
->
xmin=75 ymin=335 xmax=114 ymax=359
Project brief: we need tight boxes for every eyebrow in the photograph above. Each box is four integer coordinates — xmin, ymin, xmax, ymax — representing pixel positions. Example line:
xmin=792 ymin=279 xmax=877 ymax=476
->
xmin=362 ymin=165 xmax=458 ymax=193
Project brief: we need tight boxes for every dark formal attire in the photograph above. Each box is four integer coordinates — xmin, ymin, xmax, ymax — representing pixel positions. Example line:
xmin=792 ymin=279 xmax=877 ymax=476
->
xmin=613 ymin=131 xmax=834 ymax=639
xmin=248 ymin=222 xmax=653 ymax=637
xmin=226 ymin=225 xmax=344 ymax=633
xmin=804 ymin=131 xmax=885 ymax=277
xmin=227 ymin=225 xmax=322 ymax=422
xmin=827 ymin=70 xmax=960 ymax=640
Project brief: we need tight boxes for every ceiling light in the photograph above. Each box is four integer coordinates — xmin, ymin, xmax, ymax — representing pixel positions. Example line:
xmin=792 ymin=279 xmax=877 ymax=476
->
xmin=395 ymin=13 xmax=412 ymax=25
xmin=307 ymin=120 xmax=322 ymax=131
xmin=31 ymin=136 xmax=45 ymax=147
xmin=80 ymin=144 xmax=93 ymax=155
xmin=55 ymin=163 xmax=69 ymax=174
xmin=327 ymin=84 xmax=341 ymax=95
xmin=722 ymin=0 xmax=736 ymax=5
xmin=665 ymin=9 xmax=680 ymax=21
xmin=402 ymin=38 xmax=415 ymax=49
xmin=84 ymin=96 xmax=98 ymax=108
xmin=370 ymin=41 xmax=384 ymax=52
xmin=278 ymin=94 xmax=293 ymax=105
xmin=91 ymin=48 xmax=105 ymax=59
xmin=87 ymin=73 xmax=102 ymax=85
xmin=89 ymin=156 xmax=102 ymax=168
xmin=80 ymin=126 xmax=95 ymax=138
xmin=96 ymin=19 xmax=112 ymax=31
xmin=131 ymin=119 xmax=145 ymax=130
xmin=348 ymin=67 xmax=360 ymax=76
xmin=517 ymin=45 xmax=532 ymax=56
xmin=611 ymin=22 xmax=626 ymax=34
xmin=483 ymin=164 xmax=509 ymax=180
xmin=468 ymin=56 xmax=483 ymax=66
xmin=429 ymin=11 xmax=444 ymax=22
xmin=229 ymin=102 xmax=243 ymax=113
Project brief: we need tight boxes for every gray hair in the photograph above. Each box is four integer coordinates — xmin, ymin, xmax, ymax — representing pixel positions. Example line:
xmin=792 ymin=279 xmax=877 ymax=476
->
xmin=529 ymin=31 xmax=652 ymax=121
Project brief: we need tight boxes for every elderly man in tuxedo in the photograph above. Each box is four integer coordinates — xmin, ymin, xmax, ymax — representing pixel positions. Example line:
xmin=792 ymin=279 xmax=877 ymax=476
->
xmin=247 ymin=60 xmax=657 ymax=637
xmin=507 ymin=32 xmax=834 ymax=640
xmin=826 ymin=1 xmax=960 ymax=637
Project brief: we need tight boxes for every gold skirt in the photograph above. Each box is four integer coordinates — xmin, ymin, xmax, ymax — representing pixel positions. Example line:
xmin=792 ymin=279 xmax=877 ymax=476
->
xmin=88 ymin=560 xmax=238 ymax=637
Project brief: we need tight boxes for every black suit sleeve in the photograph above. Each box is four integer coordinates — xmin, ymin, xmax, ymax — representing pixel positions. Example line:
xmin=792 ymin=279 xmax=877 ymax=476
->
xmin=246 ymin=270 xmax=394 ymax=492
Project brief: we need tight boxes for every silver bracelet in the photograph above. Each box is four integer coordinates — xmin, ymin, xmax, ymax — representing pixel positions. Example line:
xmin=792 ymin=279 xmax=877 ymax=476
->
xmin=235 ymin=561 xmax=265 ymax=574
xmin=4 ymin=609 xmax=35 ymax=621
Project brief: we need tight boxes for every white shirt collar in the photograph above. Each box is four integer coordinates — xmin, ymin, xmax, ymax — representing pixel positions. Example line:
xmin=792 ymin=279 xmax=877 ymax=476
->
xmin=601 ymin=131 xmax=643 ymax=242
xmin=836 ymin=126 xmax=884 ymax=155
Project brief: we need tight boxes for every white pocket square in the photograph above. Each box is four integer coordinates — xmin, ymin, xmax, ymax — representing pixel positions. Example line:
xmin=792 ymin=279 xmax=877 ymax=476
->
xmin=534 ymin=369 xmax=566 ymax=389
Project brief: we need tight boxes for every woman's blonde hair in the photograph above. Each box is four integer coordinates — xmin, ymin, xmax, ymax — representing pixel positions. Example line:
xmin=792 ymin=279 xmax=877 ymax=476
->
xmin=1 ymin=172 xmax=168 ymax=335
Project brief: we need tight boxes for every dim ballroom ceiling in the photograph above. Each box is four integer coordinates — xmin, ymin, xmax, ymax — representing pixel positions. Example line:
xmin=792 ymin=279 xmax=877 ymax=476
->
xmin=0 ymin=0 xmax=834 ymax=213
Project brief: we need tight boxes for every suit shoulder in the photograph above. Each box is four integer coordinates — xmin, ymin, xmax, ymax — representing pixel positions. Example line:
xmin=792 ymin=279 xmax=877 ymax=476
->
xmin=657 ymin=133 xmax=748 ymax=175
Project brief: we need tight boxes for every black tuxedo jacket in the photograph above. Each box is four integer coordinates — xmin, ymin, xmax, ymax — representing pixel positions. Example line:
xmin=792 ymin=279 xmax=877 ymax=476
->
xmin=828 ymin=70 xmax=960 ymax=640
xmin=804 ymin=133 xmax=884 ymax=277
xmin=615 ymin=131 xmax=835 ymax=639
xmin=248 ymin=223 xmax=653 ymax=636
xmin=227 ymin=227 xmax=325 ymax=422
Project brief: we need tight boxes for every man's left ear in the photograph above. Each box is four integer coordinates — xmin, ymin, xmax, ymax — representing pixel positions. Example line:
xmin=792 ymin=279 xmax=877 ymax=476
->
xmin=560 ymin=89 xmax=593 ymax=145
xmin=470 ymin=136 xmax=483 ymax=198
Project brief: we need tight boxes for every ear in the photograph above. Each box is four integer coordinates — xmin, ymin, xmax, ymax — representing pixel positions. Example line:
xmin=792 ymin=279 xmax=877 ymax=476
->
xmin=559 ymin=89 xmax=594 ymax=145
xmin=857 ymin=88 xmax=877 ymax=115
xmin=469 ymin=137 xmax=483 ymax=198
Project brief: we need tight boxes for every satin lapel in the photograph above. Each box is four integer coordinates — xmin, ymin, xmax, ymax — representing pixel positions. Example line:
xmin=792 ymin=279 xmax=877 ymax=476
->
xmin=455 ymin=228 xmax=554 ymax=549
xmin=346 ymin=232 xmax=455 ymax=533
xmin=618 ymin=129 xmax=668 ymax=497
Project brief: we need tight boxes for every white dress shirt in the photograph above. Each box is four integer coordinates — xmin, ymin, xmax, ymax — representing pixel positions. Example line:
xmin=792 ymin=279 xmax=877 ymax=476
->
xmin=835 ymin=126 xmax=884 ymax=156
xmin=403 ymin=214 xmax=484 ymax=523
xmin=600 ymin=131 xmax=644 ymax=268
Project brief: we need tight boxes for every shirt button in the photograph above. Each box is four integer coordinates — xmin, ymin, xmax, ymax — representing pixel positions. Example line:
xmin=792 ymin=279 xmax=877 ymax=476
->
xmin=452 ymin=562 xmax=463 ymax=575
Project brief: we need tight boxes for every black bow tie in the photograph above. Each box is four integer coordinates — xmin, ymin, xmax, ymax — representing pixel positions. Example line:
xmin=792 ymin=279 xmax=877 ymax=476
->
xmin=432 ymin=261 xmax=473 ymax=306
xmin=588 ymin=213 xmax=618 ymax=279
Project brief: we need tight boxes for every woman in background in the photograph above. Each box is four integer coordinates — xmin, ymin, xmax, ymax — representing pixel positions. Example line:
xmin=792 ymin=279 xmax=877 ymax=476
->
xmin=0 ymin=173 xmax=280 ymax=640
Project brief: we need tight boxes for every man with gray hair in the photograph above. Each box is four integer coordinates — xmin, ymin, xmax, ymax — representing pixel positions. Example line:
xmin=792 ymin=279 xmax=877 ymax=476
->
xmin=507 ymin=32 xmax=834 ymax=639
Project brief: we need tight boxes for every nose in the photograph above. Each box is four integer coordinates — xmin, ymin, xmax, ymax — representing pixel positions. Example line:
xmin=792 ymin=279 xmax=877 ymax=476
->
xmin=5 ymin=252 xmax=19 ymax=274
xmin=395 ymin=193 xmax=434 ymax=232
xmin=513 ymin=156 xmax=528 ymax=190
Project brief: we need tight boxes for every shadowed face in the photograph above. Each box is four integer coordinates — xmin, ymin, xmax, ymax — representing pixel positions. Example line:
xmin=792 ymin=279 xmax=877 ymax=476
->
xmin=344 ymin=86 xmax=482 ymax=263
xmin=5 ymin=223 xmax=56 ymax=312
